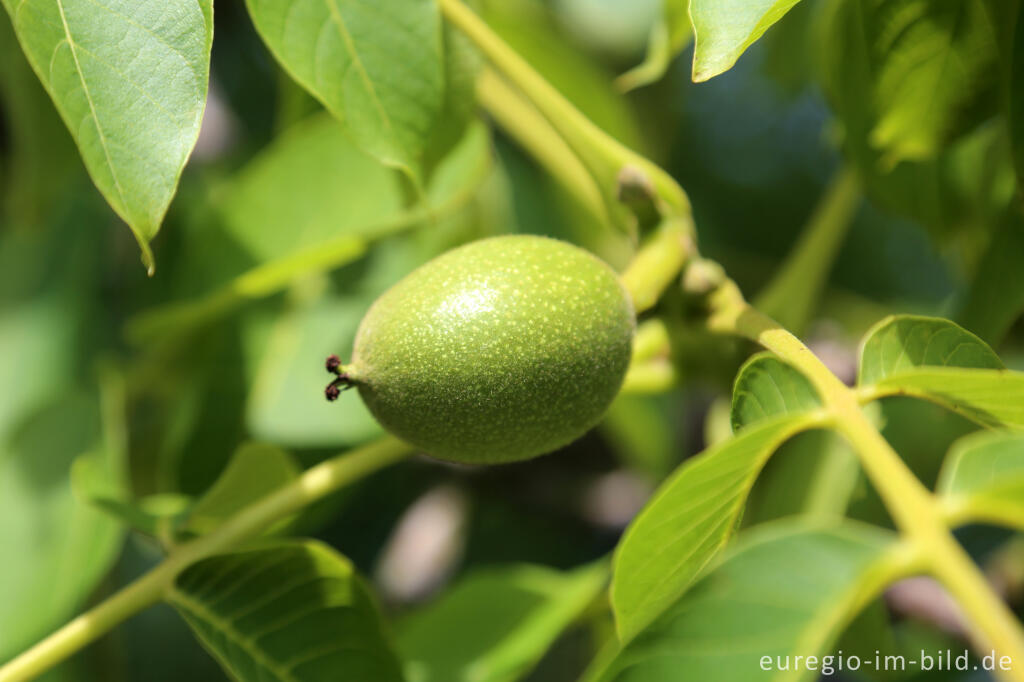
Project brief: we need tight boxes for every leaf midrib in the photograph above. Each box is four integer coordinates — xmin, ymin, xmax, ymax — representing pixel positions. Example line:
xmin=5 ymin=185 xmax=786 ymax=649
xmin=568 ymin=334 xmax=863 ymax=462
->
xmin=170 ymin=586 xmax=301 ymax=682
xmin=323 ymin=0 xmax=396 ymax=142
xmin=782 ymin=544 xmax=906 ymax=682
xmin=53 ymin=0 xmax=128 ymax=211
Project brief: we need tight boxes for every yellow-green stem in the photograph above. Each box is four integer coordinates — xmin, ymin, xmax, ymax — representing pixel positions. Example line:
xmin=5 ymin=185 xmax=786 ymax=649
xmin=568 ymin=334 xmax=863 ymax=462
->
xmin=0 ymin=438 xmax=412 ymax=682
xmin=438 ymin=0 xmax=690 ymax=223
xmin=621 ymin=218 xmax=694 ymax=314
xmin=709 ymin=288 xmax=1024 ymax=681
xmin=630 ymin=319 xmax=671 ymax=364
xmin=620 ymin=361 xmax=675 ymax=394
xmin=476 ymin=69 xmax=609 ymax=228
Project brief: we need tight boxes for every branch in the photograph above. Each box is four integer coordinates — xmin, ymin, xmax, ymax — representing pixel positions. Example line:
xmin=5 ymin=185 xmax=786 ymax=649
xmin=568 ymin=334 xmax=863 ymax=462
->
xmin=438 ymin=0 xmax=691 ymax=226
xmin=707 ymin=283 xmax=1024 ymax=681
xmin=476 ymin=69 xmax=610 ymax=228
xmin=0 ymin=437 xmax=412 ymax=682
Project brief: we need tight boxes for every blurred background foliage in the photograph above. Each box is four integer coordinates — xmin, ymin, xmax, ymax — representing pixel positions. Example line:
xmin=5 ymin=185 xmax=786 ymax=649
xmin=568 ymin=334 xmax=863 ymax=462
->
xmin=1 ymin=0 xmax=1023 ymax=680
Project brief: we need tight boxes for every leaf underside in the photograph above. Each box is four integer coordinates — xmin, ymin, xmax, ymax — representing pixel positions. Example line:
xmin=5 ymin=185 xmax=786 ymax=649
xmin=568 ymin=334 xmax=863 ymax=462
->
xmin=168 ymin=541 xmax=405 ymax=682
xmin=938 ymin=430 xmax=1024 ymax=529
xmin=598 ymin=523 xmax=900 ymax=682
xmin=858 ymin=316 xmax=1024 ymax=430
xmin=610 ymin=414 xmax=816 ymax=641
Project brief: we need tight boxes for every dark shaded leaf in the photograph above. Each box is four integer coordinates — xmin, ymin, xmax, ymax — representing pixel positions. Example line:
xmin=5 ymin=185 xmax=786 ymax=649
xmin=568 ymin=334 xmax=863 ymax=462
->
xmin=169 ymin=540 xmax=404 ymax=682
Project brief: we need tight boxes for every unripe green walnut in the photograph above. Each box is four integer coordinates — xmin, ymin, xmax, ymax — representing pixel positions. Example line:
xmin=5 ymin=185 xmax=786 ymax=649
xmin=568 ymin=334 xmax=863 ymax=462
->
xmin=326 ymin=235 xmax=635 ymax=464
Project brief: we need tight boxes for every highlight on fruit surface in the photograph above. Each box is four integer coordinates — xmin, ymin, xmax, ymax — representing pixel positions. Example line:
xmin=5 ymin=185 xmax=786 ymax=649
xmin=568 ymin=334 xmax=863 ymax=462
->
xmin=325 ymin=235 xmax=636 ymax=464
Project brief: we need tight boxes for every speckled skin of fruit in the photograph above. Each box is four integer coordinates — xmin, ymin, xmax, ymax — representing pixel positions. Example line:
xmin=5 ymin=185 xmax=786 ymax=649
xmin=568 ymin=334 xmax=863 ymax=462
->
xmin=344 ymin=235 xmax=635 ymax=464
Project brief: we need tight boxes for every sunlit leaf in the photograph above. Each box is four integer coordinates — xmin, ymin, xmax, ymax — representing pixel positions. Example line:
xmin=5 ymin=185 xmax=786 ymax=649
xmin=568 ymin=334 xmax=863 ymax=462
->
xmin=857 ymin=315 xmax=1003 ymax=386
xmin=869 ymin=0 xmax=998 ymax=162
xmin=817 ymin=20 xmax=1013 ymax=251
xmin=610 ymin=352 xmax=828 ymax=638
xmin=611 ymin=414 xmax=819 ymax=641
xmin=870 ymin=368 xmax=1024 ymax=431
xmin=820 ymin=0 xmax=998 ymax=165
xmin=690 ymin=0 xmax=803 ymax=82
xmin=731 ymin=353 xmax=821 ymax=432
xmin=856 ymin=316 xmax=1024 ymax=429
xmin=245 ymin=0 xmax=445 ymax=181
xmin=0 ymin=0 xmax=214 ymax=271
xmin=169 ymin=540 xmax=404 ymax=682
xmin=594 ymin=522 xmax=903 ymax=681
xmin=398 ymin=562 xmax=607 ymax=682
xmin=938 ymin=430 xmax=1024 ymax=530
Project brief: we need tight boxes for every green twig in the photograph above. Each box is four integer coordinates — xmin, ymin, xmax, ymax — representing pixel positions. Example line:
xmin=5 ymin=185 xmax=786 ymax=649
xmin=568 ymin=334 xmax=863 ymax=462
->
xmin=707 ymin=284 xmax=1024 ymax=682
xmin=476 ymin=68 xmax=610 ymax=228
xmin=0 ymin=438 xmax=412 ymax=682
xmin=620 ymin=218 xmax=695 ymax=313
xmin=620 ymin=361 xmax=675 ymax=394
xmin=630 ymin=319 xmax=671 ymax=364
xmin=438 ymin=0 xmax=691 ymax=225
